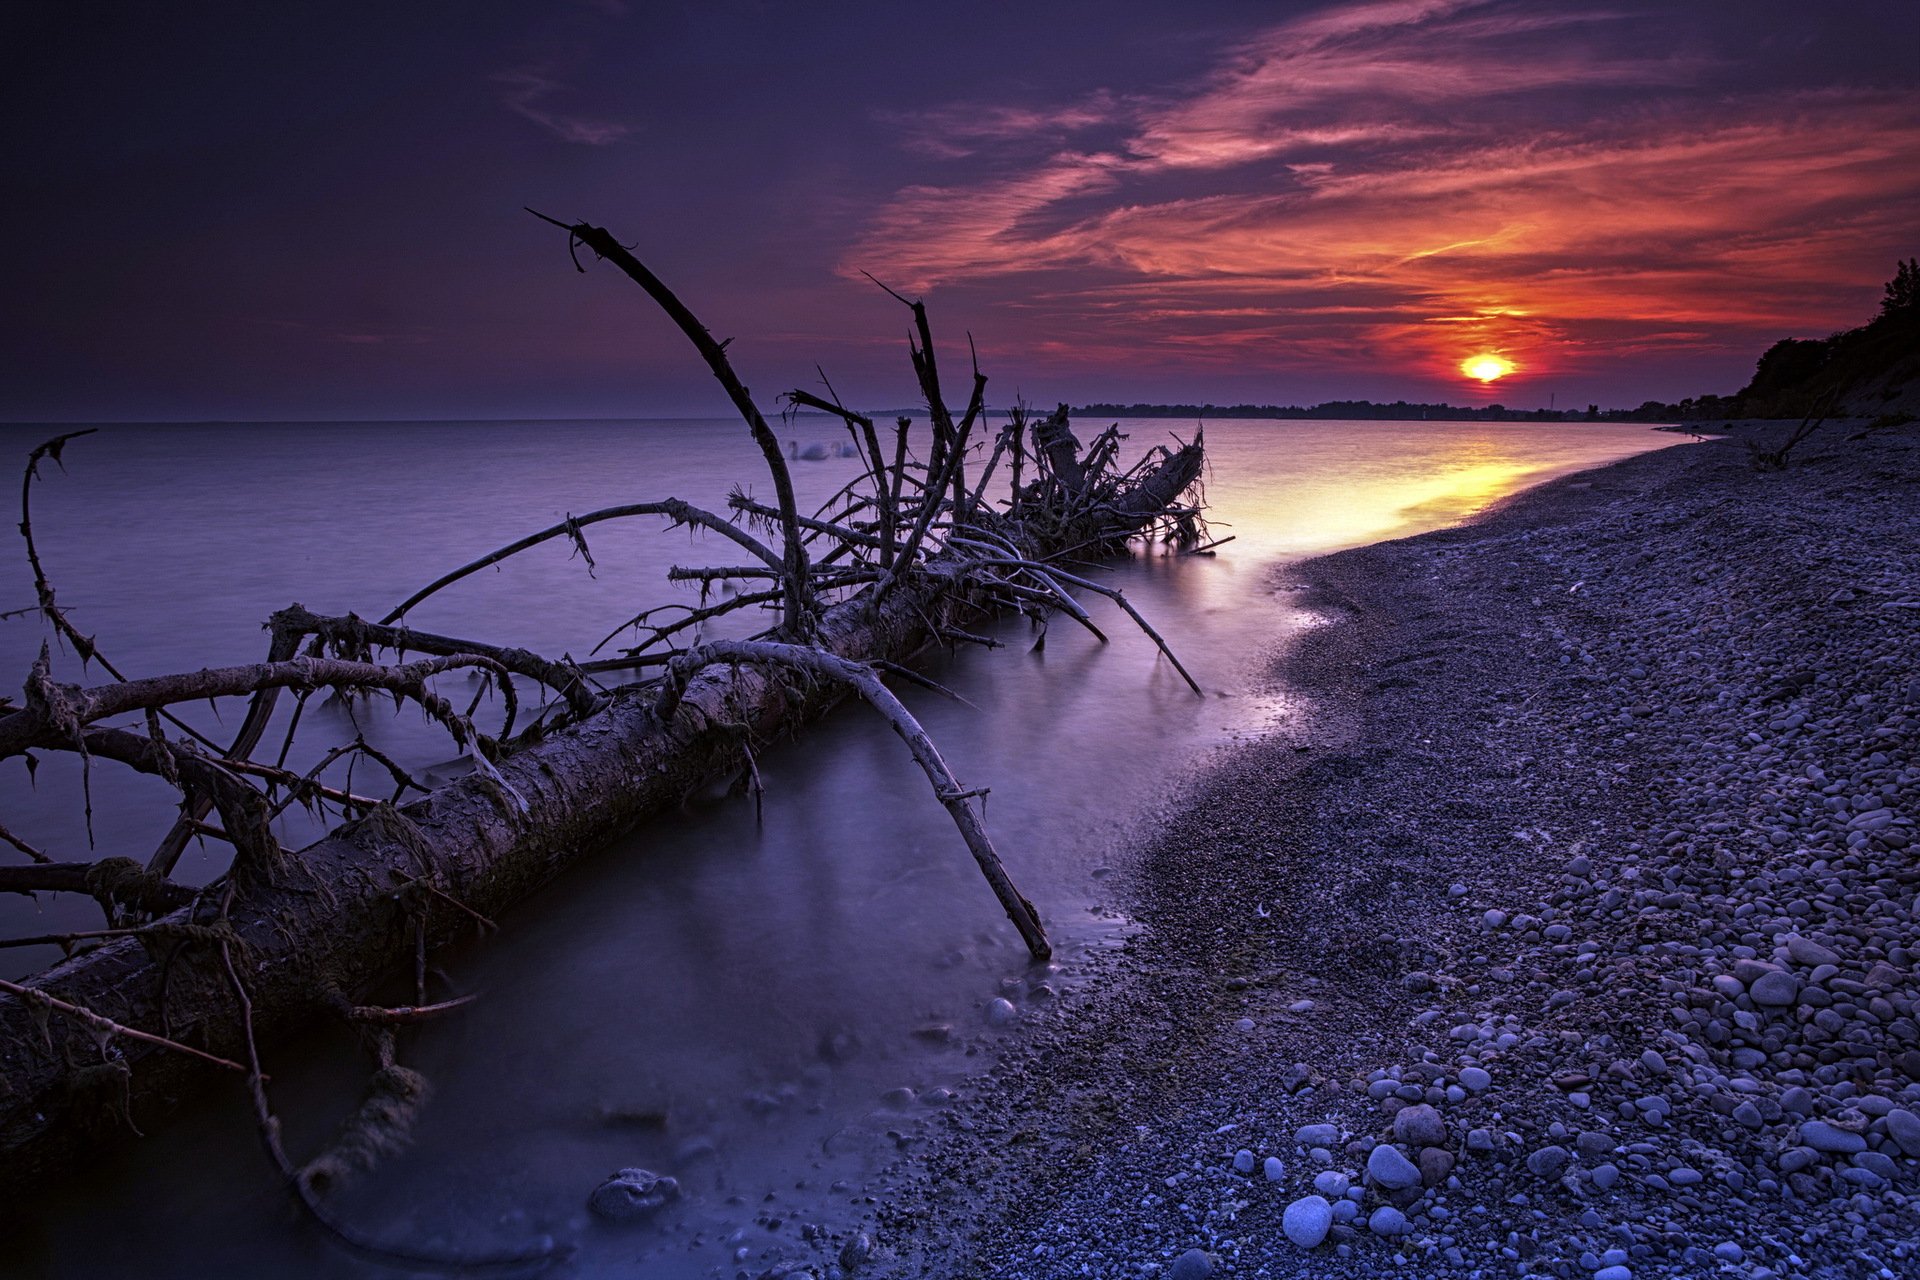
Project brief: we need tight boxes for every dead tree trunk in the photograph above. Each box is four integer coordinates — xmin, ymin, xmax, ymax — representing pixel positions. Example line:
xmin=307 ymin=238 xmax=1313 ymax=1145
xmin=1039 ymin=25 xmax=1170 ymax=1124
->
xmin=0 ymin=440 xmax=1202 ymax=1194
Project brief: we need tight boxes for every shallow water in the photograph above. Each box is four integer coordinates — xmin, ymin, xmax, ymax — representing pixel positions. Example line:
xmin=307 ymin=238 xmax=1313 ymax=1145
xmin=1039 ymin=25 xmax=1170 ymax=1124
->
xmin=0 ymin=416 xmax=1680 ymax=1276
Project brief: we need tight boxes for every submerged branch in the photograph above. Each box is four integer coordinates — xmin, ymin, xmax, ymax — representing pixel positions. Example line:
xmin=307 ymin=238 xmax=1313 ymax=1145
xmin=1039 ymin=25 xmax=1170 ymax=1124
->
xmin=655 ymin=640 xmax=1049 ymax=959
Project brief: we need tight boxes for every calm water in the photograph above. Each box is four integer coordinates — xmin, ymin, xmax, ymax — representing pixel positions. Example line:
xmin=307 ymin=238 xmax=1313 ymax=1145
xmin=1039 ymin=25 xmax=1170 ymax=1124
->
xmin=0 ymin=417 xmax=1680 ymax=1277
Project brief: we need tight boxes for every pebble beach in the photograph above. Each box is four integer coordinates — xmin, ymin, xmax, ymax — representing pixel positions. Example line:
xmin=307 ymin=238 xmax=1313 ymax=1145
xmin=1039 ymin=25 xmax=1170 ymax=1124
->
xmin=851 ymin=420 xmax=1920 ymax=1280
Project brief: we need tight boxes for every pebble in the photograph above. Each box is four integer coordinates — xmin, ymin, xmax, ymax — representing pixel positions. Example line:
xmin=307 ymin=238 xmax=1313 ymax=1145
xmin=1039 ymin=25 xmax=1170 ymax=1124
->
xmin=1312 ymin=1170 xmax=1348 ymax=1197
xmin=1366 ymin=1144 xmax=1422 ymax=1190
xmin=1281 ymin=1195 xmax=1333 ymax=1248
xmin=1231 ymin=1148 xmax=1254 ymax=1174
xmin=1748 ymin=970 xmax=1802 ymax=1007
xmin=1458 ymin=1066 xmax=1491 ymax=1092
xmin=1368 ymin=1206 xmax=1411 ymax=1238
xmin=1295 ymin=1123 xmax=1339 ymax=1148
xmin=985 ymin=998 xmax=1018 ymax=1027
xmin=1786 ymin=936 xmax=1841 ymax=967
xmin=1263 ymin=1156 xmax=1285 ymax=1181
xmin=587 ymin=1168 xmax=680 ymax=1222
xmin=1392 ymin=1103 xmax=1447 ymax=1148
xmin=1885 ymin=1108 xmax=1920 ymax=1158
xmin=840 ymin=1233 xmax=873 ymax=1267
xmin=1169 ymin=1249 xmax=1212 ymax=1279
xmin=1525 ymin=1145 xmax=1571 ymax=1178
xmin=1799 ymin=1120 xmax=1867 ymax=1155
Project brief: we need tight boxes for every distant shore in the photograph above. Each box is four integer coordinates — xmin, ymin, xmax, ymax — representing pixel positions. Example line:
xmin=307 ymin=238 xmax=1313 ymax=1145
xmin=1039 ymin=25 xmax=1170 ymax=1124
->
xmin=1080 ymin=401 xmax=1705 ymax=424
xmin=865 ymin=417 xmax=1920 ymax=1278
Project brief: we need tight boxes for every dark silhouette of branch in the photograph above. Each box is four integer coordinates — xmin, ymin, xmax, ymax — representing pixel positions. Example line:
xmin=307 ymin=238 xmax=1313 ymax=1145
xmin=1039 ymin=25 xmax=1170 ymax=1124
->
xmin=528 ymin=209 xmax=811 ymax=636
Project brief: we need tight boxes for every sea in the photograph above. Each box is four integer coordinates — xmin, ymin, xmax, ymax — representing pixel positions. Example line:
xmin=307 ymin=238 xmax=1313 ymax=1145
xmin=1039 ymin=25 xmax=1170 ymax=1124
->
xmin=0 ymin=416 xmax=1683 ymax=1277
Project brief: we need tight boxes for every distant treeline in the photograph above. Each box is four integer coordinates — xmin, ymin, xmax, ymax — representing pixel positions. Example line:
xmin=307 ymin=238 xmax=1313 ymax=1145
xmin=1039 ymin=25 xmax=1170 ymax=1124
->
xmin=1077 ymin=400 xmax=1676 ymax=423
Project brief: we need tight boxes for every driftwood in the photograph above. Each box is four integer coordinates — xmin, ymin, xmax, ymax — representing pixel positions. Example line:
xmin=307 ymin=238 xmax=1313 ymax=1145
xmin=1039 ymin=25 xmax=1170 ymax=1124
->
xmin=0 ymin=221 xmax=1206 ymax=1260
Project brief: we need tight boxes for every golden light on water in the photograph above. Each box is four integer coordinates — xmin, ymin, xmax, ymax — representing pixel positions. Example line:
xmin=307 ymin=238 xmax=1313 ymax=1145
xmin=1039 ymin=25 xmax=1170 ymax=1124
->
xmin=1461 ymin=354 xmax=1515 ymax=382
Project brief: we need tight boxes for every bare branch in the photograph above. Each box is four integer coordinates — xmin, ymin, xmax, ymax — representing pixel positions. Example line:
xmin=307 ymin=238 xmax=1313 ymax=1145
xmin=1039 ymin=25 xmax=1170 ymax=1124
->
xmin=381 ymin=498 xmax=782 ymax=626
xmin=0 ymin=975 xmax=250 ymax=1074
xmin=654 ymin=639 xmax=1048 ymax=959
xmin=536 ymin=214 xmax=812 ymax=636
xmin=0 ymin=653 xmax=511 ymax=760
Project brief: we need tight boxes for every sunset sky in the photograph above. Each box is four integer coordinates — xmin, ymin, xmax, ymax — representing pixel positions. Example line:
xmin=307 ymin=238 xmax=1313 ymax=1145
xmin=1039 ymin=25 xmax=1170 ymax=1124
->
xmin=4 ymin=1 xmax=1917 ymax=420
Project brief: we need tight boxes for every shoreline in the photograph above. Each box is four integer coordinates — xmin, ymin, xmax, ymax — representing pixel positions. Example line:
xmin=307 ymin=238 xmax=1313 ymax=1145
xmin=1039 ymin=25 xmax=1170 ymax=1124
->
xmin=854 ymin=420 xmax=1920 ymax=1279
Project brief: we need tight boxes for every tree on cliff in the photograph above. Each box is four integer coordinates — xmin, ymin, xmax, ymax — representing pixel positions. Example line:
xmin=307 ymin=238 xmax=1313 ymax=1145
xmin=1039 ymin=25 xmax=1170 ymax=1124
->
xmin=1732 ymin=257 xmax=1920 ymax=419
xmin=1882 ymin=257 xmax=1919 ymax=320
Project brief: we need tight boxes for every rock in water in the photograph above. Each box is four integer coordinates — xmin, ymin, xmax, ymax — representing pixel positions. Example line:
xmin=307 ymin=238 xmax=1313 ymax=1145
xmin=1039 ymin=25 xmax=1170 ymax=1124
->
xmin=840 ymin=1232 xmax=874 ymax=1268
xmin=588 ymin=1168 xmax=680 ymax=1222
xmin=1282 ymin=1195 xmax=1333 ymax=1248
xmin=1169 ymin=1247 xmax=1213 ymax=1279
xmin=1366 ymin=1143 xmax=1422 ymax=1189
xmin=985 ymin=997 xmax=1018 ymax=1027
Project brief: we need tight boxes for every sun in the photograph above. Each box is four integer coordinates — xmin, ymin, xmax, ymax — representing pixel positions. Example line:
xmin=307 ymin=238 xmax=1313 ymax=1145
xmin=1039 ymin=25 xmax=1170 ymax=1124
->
xmin=1462 ymin=354 xmax=1515 ymax=382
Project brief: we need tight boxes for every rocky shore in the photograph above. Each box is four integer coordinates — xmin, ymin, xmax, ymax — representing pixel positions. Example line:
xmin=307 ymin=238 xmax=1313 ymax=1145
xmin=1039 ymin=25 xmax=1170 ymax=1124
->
xmin=845 ymin=420 xmax=1920 ymax=1280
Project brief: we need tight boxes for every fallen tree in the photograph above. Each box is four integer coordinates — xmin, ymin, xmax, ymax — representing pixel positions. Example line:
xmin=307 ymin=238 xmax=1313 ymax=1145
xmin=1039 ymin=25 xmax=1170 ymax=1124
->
xmin=0 ymin=219 xmax=1205 ymax=1262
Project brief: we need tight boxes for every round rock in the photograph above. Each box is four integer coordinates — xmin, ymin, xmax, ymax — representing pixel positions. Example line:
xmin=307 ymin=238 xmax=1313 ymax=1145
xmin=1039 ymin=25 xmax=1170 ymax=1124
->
xmin=1393 ymin=1103 xmax=1447 ymax=1148
xmin=1526 ymin=1145 xmax=1572 ymax=1178
xmin=1885 ymin=1108 xmax=1920 ymax=1158
xmin=1368 ymin=1205 xmax=1411 ymax=1237
xmin=1366 ymin=1143 xmax=1422 ymax=1190
xmin=1749 ymin=970 xmax=1803 ymax=1007
xmin=1169 ymin=1248 xmax=1213 ymax=1280
xmin=1282 ymin=1195 xmax=1333 ymax=1248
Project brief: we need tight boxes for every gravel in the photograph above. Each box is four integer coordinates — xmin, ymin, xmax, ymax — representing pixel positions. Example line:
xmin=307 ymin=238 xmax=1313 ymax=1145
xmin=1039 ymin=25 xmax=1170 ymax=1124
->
xmin=838 ymin=423 xmax=1920 ymax=1280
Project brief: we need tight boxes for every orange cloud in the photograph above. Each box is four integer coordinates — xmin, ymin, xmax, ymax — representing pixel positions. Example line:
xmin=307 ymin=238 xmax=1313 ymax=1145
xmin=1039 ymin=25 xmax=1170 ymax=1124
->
xmin=843 ymin=2 xmax=1920 ymax=397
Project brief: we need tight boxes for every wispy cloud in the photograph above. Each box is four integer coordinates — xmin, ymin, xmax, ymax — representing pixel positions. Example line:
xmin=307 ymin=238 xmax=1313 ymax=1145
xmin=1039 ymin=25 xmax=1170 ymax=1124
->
xmin=495 ymin=67 xmax=633 ymax=146
xmin=844 ymin=1 xmax=1920 ymax=392
xmin=881 ymin=93 xmax=1125 ymax=160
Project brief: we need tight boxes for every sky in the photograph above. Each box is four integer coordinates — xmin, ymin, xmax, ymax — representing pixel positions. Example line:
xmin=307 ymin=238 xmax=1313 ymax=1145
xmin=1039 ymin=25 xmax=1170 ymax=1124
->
xmin=3 ymin=0 xmax=1917 ymax=421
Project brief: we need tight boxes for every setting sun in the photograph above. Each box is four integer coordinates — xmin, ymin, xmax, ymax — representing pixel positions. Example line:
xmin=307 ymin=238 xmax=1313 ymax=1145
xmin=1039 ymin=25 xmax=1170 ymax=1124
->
xmin=1462 ymin=354 xmax=1515 ymax=382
